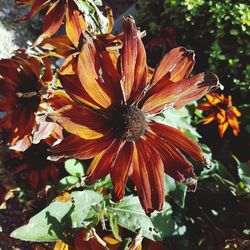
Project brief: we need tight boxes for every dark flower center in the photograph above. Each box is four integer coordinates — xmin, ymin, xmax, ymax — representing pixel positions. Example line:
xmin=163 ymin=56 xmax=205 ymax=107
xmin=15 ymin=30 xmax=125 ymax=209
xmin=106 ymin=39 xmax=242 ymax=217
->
xmin=114 ymin=105 xmax=146 ymax=142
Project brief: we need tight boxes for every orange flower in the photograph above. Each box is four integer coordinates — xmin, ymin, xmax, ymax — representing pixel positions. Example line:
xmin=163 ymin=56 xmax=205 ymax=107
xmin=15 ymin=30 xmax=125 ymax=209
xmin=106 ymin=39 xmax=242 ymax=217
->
xmin=16 ymin=0 xmax=86 ymax=45
xmin=49 ymin=17 xmax=222 ymax=213
xmin=0 ymin=50 xmax=60 ymax=151
xmin=197 ymin=93 xmax=241 ymax=137
xmin=10 ymin=140 xmax=61 ymax=190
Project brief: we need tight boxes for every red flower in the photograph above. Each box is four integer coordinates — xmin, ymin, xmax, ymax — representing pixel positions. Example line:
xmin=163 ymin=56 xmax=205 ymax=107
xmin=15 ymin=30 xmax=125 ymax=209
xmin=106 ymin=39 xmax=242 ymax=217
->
xmin=197 ymin=93 xmax=241 ymax=137
xmin=49 ymin=17 xmax=222 ymax=213
xmin=0 ymin=50 xmax=60 ymax=151
xmin=11 ymin=141 xmax=61 ymax=190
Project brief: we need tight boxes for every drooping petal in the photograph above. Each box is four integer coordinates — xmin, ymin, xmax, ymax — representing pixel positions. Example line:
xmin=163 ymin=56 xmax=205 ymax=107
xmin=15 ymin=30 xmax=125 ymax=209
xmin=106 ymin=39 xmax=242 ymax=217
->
xmin=131 ymin=138 xmax=164 ymax=213
xmin=51 ymin=133 xmax=115 ymax=160
xmin=120 ymin=16 xmax=147 ymax=103
xmin=149 ymin=121 xmax=204 ymax=162
xmin=151 ymin=47 xmax=195 ymax=86
xmin=142 ymin=72 xmax=221 ymax=114
xmin=85 ymin=139 xmax=122 ymax=183
xmin=65 ymin=0 xmax=86 ymax=48
xmin=145 ymin=130 xmax=197 ymax=191
xmin=16 ymin=0 xmax=50 ymax=22
xmin=111 ymin=142 xmax=134 ymax=201
xmin=49 ymin=103 xmax=112 ymax=140
xmin=35 ymin=0 xmax=66 ymax=44
xmin=40 ymin=35 xmax=76 ymax=58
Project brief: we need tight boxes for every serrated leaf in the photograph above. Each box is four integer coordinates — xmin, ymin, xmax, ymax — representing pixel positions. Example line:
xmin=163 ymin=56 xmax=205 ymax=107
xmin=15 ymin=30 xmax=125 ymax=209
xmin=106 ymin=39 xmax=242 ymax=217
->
xmin=64 ymin=159 xmax=84 ymax=178
xmin=11 ymin=190 xmax=103 ymax=242
xmin=109 ymin=196 xmax=175 ymax=241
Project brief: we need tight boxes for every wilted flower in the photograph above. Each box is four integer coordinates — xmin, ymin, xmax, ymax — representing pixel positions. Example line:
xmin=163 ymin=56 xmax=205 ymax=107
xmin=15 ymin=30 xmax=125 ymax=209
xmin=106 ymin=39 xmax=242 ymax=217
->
xmin=0 ymin=50 xmax=61 ymax=151
xmin=197 ymin=93 xmax=241 ymax=137
xmin=49 ymin=17 xmax=222 ymax=213
xmin=16 ymin=0 xmax=114 ymax=45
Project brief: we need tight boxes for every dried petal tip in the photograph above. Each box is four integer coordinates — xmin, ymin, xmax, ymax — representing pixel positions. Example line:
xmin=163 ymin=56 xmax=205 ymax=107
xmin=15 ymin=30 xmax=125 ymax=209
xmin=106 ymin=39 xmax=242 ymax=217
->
xmin=202 ymin=155 xmax=212 ymax=168
xmin=203 ymin=72 xmax=223 ymax=91
xmin=185 ymin=174 xmax=197 ymax=192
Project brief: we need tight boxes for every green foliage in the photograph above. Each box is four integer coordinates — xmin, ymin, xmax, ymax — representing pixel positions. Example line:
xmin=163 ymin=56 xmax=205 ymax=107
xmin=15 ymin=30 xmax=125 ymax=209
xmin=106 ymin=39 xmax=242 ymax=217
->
xmin=136 ymin=0 xmax=250 ymax=92
xmin=11 ymin=190 xmax=103 ymax=242
xmin=108 ymin=196 xmax=176 ymax=241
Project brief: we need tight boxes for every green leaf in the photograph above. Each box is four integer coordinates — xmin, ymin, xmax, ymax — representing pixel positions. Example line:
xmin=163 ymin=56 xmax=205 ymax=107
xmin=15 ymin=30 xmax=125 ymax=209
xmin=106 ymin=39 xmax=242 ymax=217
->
xmin=238 ymin=162 xmax=250 ymax=190
xmin=11 ymin=190 xmax=103 ymax=242
xmin=109 ymin=196 xmax=176 ymax=241
xmin=65 ymin=159 xmax=84 ymax=178
xmin=164 ymin=174 xmax=176 ymax=195
xmin=171 ymin=182 xmax=187 ymax=208
xmin=153 ymin=106 xmax=201 ymax=138
xmin=57 ymin=176 xmax=79 ymax=192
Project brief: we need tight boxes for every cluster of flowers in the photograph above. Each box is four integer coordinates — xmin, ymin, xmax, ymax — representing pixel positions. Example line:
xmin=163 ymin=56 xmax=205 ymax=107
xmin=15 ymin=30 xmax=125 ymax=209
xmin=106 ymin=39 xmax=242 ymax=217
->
xmin=1 ymin=0 xmax=226 ymax=216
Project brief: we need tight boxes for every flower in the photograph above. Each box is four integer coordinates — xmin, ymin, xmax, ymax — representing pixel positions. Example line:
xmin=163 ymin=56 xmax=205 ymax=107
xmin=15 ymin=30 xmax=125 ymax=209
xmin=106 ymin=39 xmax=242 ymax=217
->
xmin=10 ymin=140 xmax=61 ymax=190
xmin=16 ymin=0 xmax=114 ymax=45
xmin=49 ymin=17 xmax=222 ymax=213
xmin=0 ymin=50 xmax=61 ymax=151
xmin=197 ymin=93 xmax=241 ymax=137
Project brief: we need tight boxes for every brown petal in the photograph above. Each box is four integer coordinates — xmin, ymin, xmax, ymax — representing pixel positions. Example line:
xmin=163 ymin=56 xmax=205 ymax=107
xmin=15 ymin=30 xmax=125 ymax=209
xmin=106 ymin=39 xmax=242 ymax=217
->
xmin=58 ymin=74 xmax=103 ymax=110
xmin=145 ymin=130 xmax=197 ymax=191
xmin=86 ymin=139 xmax=122 ymax=183
xmin=149 ymin=121 xmax=204 ymax=162
xmin=142 ymin=72 xmax=221 ymax=114
xmin=131 ymin=139 xmax=164 ymax=213
xmin=35 ymin=0 xmax=66 ymax=45
xmin=16 ymin=0 xmax=50 ymax=22
xmin=51 ymin=133 xmax=115 ymax=160
xmin=151 ymin=47 xmax=195 ymax=86
xmin=49 ymin=103 xmax=112 ymax=140
xmin=111 ymin=142 xmax=134 ymax=202
xmin=78 ymin=39 xmax=121 ymax=108
xmin=120 ymin=16 xmax=147 ymax=103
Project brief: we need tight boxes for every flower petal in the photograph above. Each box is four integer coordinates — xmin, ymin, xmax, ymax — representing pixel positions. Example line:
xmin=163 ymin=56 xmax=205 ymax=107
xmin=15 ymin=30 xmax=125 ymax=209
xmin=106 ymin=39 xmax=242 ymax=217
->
xmin=78 ymin=37 xmax=120 ymax=108
xmin=218 ymin=122 xmax=229 ymax=138
xmin=202 ymin=113 xmax=216 ymax=125
xmin=50 ymin=102 xmax=112 ymax=140
xmin=35 ymin=0 xmax=66 ymax=44
xmin=151 ymin=47 xmax=195 ymax=86
xmin=85 ymin=139 xmax=122 ymax=183
xmin=131 ymin=138 xmax=164 ymax=213
xmin=149 ymin=121 xmax=204 ymax=162
xmin=111 ymin=142 xmax=134 ymax=202
xmin=120 ymin=17 xmax=147 ymax=103
xmin=197 ymin=101 xmax=213 ymax=111
xmin=58 ymin=73 xmax=102 ymax=110
xmin=16 ymin=0 xmax=50 ymax=22
xmin=51 ymin=133 xmax=114 ymax=160
xmin=227 ymin=110 xmax=240 ymax=136
xmin=142 ymin=72 xmax=221 ymax=114
xmin=145 ymin=130 xmax=197 ymax=191
xmin=206 ymin=93 xmax=224 ymax=105
xmin=65 ymin=0 xmax=86 ymax=48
